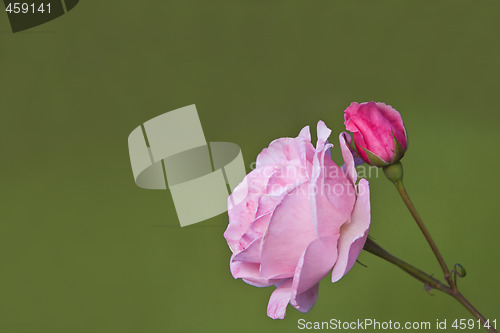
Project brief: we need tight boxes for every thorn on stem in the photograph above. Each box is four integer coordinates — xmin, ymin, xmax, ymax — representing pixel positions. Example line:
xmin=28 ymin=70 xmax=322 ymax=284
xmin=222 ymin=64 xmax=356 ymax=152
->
xmin=424 ymin=284 xmax=434 ymax=296
xmin=356 ymin=260 xmax=368 ymax=268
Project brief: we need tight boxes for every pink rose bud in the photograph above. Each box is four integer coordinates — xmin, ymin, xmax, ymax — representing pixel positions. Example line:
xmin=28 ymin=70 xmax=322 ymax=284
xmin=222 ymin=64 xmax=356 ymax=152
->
xmin=224 ymin=121 xmax=370 ymax=319
xmin=344 ymin=102 xmax=408 ymax=167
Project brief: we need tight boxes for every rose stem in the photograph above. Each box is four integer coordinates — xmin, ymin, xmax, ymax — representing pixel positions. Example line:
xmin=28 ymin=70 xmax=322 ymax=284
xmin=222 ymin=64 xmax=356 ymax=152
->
xmin=383 ymin=162 xmax=452 ymax=287
xmin=364 ymin=238 xmax=496 ymax=333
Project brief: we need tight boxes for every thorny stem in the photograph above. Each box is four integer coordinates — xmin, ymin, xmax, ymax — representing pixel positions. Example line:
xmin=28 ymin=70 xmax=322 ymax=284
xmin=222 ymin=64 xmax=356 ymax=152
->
xmin=364 ymin=238 xmax=496 ymax=333
xmin=395 ymin=180 xmax=453 ymax=287
xmin=383 ymin=162 xmax=453 ymax=287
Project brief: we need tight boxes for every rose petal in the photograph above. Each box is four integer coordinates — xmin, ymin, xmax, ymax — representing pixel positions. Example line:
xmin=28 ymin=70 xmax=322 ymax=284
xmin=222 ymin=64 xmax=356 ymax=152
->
xmin=224 ymin=168 xmax=270 ymax=252
xmin=259 ymin=182 xmax=316 ymax=279
xmin=291 ymin=283 xmax=319 ymax=314
xmin=375 ymin=102 xmax=407 ymax=149
xmin=239 ymin=213 xmax=272 ymax=247
xmin=353 ymin=105 xmax=394 ymax=161
xmin=291 ymin=237 xmax=338 ymax=299
xmin=339 ymin=132 xmax=357 ymax=185
xmin=266 ymin=278 xmax=320 ymax=319
xmin=232 ymin=236 xmax=262 ymax=263
xmin=265 ymin=165 xmax=308 ymax=197
xmin=256 ymin=138 xmax=304 ymax=170
xmin=316 ymin=120 xmax=332 ymax=148
xmin=344 ymin=102 xmax=361 ymax=131
xmin=352 ymin=132 xmax=371 ymax=164
xmin=267 ymin=279 xmax=293 ymax=319
xmin=309 ymin=124 xmax=355 ymax=237
xmin=298 ymin=125 xmax=311 ymax=142
xmin=230 ymin=260 xmax=283 ymax=287
xmin=331 ymin=179 xmax=370 ymax=282
xmin=314 ymin=161 xmax=356 ymax=237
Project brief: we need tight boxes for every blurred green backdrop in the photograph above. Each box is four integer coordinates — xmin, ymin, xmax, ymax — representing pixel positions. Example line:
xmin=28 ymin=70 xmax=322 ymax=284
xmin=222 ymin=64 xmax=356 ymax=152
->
xmin=0 ymin=1 xmax=499 ymax=332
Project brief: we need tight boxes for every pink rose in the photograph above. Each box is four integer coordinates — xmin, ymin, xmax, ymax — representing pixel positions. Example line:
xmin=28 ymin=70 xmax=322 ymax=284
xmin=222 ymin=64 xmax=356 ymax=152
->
xmin=224 ymin=121 xmax=370 ymax=319
xmin=344 ymin=102 xmax=408 ymax=166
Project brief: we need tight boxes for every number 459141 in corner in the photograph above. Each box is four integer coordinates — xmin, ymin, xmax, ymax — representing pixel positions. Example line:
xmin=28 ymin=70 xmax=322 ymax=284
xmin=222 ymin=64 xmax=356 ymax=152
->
xmin=5 ymin=3 xmax=51 ymax=14
xmin=452 ymin=319 xmax=497 ymax=330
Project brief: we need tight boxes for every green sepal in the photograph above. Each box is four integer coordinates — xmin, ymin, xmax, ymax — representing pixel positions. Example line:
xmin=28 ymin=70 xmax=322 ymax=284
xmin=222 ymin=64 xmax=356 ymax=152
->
xmin=362 ymin=147 xmax=390 ymax=167
xmin=391 ymin=131 xmax=406 ymax=163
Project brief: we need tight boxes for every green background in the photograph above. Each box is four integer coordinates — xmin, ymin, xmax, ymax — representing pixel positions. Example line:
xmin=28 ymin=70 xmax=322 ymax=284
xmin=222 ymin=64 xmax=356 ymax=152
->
xmin=1 ymin=1 xmax=498 ymax=332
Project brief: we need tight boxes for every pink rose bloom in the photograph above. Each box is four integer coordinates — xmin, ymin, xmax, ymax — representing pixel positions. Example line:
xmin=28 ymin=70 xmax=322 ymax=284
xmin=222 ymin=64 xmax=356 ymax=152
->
xmin=224 ymin=121 xmax=370 ymax=319
xmin=344 ymin=102 xmax=408 ymax=166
